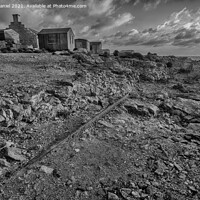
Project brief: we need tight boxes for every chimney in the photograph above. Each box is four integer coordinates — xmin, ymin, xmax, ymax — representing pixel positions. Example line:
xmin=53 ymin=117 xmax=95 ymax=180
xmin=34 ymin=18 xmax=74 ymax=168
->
xmin=12 ymin=14 xmax=20 ymax=23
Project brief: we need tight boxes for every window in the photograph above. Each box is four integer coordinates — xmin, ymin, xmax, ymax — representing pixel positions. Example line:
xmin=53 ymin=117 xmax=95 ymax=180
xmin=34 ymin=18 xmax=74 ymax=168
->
xmin=48 ymin=34 xmax=57 ymax=44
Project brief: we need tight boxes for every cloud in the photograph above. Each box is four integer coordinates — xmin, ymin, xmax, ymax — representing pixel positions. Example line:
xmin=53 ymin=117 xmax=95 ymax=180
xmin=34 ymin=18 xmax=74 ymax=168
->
xmin=103 ymin=7 xmax=200 ymax=48
xmin=130 ymin=0 xmax=199 ymax=11
xmin=87 ymin=12 xmax=134 ymax=33
xmin=88 ymin=0 xmax=115 ymax=16
xmin=80 ymin=25 xmax=90 ymax=33
xmin=143 ymin=0 xmax=161 ymax=11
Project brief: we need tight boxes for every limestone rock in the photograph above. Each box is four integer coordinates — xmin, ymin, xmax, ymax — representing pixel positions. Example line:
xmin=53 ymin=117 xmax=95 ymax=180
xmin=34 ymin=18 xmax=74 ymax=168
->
xmin=107 ymin=192 xmax=119 ymax=200
xmin=40 ymin=165 xmax=54 ymax=174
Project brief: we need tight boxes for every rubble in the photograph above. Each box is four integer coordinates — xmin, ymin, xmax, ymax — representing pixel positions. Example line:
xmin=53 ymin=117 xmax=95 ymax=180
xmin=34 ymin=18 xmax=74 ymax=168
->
xmin=0 ymin=52 xmax=199 ymax=200
xmin=40 ymin=165 xmax=54 ymax=174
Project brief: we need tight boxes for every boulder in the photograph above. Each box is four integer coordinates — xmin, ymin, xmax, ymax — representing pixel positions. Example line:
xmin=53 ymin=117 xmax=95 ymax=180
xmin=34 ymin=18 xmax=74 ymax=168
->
xmin=0 ymin=141 xmax=26 ymax=162
xmin=40 ymin=165 xmax=54 ymax=174
xmin=74 ymin=48 xmax=89 ymax=54
xmin=53 ymin=51 xmax=70 ymax=56
xmin=124 ymin=99 xmax=159 ymax=117
xmin=119 ymin=50 xmax=134 ymax=58
xmin=108 ymin=192 xmax=119 ymax=200
xmin=73 ymin=53 xmax=95 ymax=65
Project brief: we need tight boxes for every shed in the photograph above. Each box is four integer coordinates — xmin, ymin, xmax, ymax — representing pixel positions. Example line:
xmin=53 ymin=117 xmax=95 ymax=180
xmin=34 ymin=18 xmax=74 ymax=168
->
xmin=38 ymin=28 xmax=75 ymax=51
xmin=75 ymin=39 xmax=90 ymax=51
xmin=90 ymin=41 xmax=102 ymax=54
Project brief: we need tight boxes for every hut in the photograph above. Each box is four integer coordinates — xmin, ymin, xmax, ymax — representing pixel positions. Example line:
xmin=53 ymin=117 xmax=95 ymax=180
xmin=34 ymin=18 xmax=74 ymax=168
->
xmin=38 ymin=28 xmax=75 ymax=51
xmin=90 ymin=41 xmax=102 ymax=54
xmin=8 ymin=14 xmax=38 ymax=48
xmin=75 ymin=39 xmax=90 ymax=51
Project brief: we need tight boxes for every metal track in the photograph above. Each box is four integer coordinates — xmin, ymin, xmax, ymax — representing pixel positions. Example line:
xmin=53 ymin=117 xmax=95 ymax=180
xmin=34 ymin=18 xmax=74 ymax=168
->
xmin=1 ymin=93 xmax=129 ymax=185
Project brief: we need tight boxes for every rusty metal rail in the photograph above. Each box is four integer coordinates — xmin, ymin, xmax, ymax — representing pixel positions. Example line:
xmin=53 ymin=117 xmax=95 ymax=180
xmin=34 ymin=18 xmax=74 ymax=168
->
xmin=1 ymin=93 xmax=130 ymax=185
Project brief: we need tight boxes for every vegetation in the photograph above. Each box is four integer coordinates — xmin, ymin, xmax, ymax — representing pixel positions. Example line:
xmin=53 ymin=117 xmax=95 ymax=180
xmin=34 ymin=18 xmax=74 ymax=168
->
xmin=166 ymin=61 xmax=173 ymax=68
xmin=132 ymin=52 xmax=144 ymax=60
xmin=113 ymin=50 xmax=119 ymax=56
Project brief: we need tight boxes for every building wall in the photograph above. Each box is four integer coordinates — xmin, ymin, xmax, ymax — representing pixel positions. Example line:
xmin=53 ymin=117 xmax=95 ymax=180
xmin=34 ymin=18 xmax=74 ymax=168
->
xmin=90 ymin=43 xmax=102 ymax=54
xmin=4 ymin=29 xmax=20 ymax=44
xmin=8 ymin=22 xmax=38 ymax=48
xmin=38 ymin=32 xmax=75 ymax=51
xmin=67 ymin=29 xmax=75 ymax=50
xmin=75 ymin=39 xmax=90 ymax=51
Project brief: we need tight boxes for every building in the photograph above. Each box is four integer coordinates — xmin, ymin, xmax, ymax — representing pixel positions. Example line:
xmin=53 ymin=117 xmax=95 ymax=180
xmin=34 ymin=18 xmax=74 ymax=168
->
xmin=75 ymin=39 xmax=90 ymax=51
xmin=0 ymin=29 xmax=20 ymax=48
xmin=38 ymin=28 xmax=75 ymax=51
xmin=4 ymin=29 xmax=20 ymax=44
xmin=102 ymin=49 xmax=110 ymax=54
xmin=90 ymin=41 xmax=102 ymax=54
xmin=8 ymin=14 xmax=38 ymax=48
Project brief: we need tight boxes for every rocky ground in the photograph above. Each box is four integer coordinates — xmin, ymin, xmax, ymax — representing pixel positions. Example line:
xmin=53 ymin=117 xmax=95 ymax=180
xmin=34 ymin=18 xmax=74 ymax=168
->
xmin=0 ymin=52 xmax=199 ymax=200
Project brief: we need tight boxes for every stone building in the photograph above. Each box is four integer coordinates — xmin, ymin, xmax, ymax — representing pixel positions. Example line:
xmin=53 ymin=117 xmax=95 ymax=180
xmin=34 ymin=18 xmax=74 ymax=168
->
xmin=38 ymin=28 xmax=75 ymax=51
xmin=75 ymin=39 xmax=90 ymax=51
xmin=90 ymin=41 xmax=102 ymax=54
xmin=8 ymin=14 xmax=38 ymax=48
xmin=0 ymin=29 xmax=20 ymax=48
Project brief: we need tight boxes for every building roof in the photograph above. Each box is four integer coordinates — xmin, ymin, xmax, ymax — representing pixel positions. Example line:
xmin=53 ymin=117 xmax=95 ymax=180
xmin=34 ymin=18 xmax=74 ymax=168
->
xmin=75 ymin=38 xmax=89 ymax=42
xmin=28 ymin=28 xmax=38 ymax=35
xmin=38 ymin=28 xmax=73 ymax=34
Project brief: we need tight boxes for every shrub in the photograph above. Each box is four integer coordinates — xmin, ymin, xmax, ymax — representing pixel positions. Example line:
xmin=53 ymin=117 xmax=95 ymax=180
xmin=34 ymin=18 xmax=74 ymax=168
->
xmin=26 ymin=49 xmax=33 ymax=53
xmin=12 ymin=49 xmax=18 ymax=53
xmin=34 ymin=49 xmax=42 ymax=53
xmin=113 ymin=50 xmax=119 ymax=56
xmin=166 ymin=62 xmax=173 ymax=68
xmin=102 ymin=51 xmax=110 ymax=58
xmin=132 ymin=52 xmax=144 ymax=60
xmin=178 ymin=66 xmax=193 ymax=74
xmin=41 ymin=48 xmax=48 ymax=53
xmin=6 ymin=47 xmax=11 ymax=51
xmin=18 ymin=48 xmax=23 ymax=53
xmin=1 ymin=48 xmax=8 ymax=53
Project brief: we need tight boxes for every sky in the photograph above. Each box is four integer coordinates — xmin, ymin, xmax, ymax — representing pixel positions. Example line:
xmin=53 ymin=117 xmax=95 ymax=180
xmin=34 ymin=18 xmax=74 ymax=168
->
xmin=0 ymin=0 xmax=200 ymax=56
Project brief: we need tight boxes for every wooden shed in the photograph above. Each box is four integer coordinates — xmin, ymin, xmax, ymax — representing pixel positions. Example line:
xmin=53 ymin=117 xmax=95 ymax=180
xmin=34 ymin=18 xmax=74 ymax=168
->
xmin=38 ymin=28 xmax=75 ymax=51
xmin=75 ymin=39 xmax=90 ymax=51
xmin=90 ymin=41 xmax=102 ymax=54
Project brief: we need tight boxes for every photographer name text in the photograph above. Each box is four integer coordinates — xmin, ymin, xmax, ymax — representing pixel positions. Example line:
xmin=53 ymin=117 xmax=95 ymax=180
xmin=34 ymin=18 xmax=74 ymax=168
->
xmin=0 ymin=4 xmax=87 ymax=9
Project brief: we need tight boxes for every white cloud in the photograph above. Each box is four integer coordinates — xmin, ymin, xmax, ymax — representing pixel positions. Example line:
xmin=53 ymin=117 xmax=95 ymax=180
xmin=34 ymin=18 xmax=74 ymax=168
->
xmin=54 ymin=15 xmax=63 ymax=23
xmin=114 ymin=13 xmax=135 ymax=27
xmin=144 ymin=0 xmax=161 ymax=11
xmin=104 ymin=7 xmax=200 ymax=47
xmin=88 ymin=0 xmax=115 ymax=16
xmin=128 ymin=29 xmax=139 ymax=35
xmin=80 ymin=25 xmax=90 ymax=33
